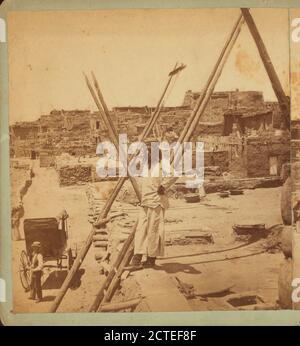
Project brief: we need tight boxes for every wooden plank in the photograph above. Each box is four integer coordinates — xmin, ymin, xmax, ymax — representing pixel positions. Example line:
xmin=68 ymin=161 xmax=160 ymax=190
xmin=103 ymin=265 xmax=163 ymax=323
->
xmin=99 ymin=297 xmax=143 ymax=312
xmin=89 ymin=227 xmax=136 ymax=312
xmin=101 ymin=247 xmax=134 ymax=306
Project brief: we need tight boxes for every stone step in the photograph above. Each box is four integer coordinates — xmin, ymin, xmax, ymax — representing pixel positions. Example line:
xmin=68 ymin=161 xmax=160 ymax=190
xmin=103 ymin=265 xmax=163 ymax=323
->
xmin=133 ymin=270 xmax=192 ymax=312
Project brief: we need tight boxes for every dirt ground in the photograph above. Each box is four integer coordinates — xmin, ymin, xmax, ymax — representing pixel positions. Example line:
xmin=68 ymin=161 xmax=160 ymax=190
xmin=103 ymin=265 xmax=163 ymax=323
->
xmin=12 ymin=162 xmax=284 ymax=313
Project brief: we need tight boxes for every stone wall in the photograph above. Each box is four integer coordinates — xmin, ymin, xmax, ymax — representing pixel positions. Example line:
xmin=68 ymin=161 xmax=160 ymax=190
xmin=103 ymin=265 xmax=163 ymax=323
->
xmin=204 ymin=150 xmax=229 ymax=172
xmin=58 ymin=164 xmax=92 ymax=186
xmin=10 ymin=109 xmax=103 ymax=159
xmin=246 ymin=134 xmax=290 ymax=178
xmin=57 ymin=159 xmax=119 ymax=187
xmin=291 ymin=140 xmax=300 ymax=161
xmin=183 ymin=90 xmax=285 ymax=129
xmin=40 ymin=150 xmax=55 ymax=167
xmin=195 ymin=122 xmax=224 ymax=137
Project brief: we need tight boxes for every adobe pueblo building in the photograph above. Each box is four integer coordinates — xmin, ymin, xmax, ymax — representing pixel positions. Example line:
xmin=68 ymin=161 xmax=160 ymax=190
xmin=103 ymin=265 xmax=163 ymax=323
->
xmin=10 ymin=89 xmax=290 ymax=186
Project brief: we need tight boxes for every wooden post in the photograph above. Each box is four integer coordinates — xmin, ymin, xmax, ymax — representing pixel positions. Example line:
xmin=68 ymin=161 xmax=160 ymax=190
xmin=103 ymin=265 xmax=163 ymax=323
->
xmin=101 ymin=246 xmax=134 ymax=306
xmin=171 ymin=15 xmax=244 ymax=170
xmin=184 ymin=18 xmax=243 ymax=143
xmin=241 ymin=8 xmax=290 ymax=128
xmin=89 ymin=226 xmax=136 ymax=312
xmin=98 ymin=297 xmax=143 ymax=312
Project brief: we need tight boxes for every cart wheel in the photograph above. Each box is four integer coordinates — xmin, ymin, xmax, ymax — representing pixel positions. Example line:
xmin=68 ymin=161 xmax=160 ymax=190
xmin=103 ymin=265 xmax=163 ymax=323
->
xmin=19 ymin=250 xmax=31 ymax=291
xmin=67 ymin=248 xmax=74 ymax=271
xmin=73 ymin=243 xmax=78 ymax=260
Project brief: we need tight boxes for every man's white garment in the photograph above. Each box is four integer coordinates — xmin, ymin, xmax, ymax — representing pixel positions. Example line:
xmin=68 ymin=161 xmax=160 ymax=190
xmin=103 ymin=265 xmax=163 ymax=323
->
xmin=134 ymin=165 xmax=176 ymax=258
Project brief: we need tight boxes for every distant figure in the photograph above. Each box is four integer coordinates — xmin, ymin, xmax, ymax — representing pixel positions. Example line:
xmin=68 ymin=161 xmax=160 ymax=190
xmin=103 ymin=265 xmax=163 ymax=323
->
xmin=29 ymin=241 xmax=44 ymax=303
xmin=11 ymin=202 xmax=24 ymax=241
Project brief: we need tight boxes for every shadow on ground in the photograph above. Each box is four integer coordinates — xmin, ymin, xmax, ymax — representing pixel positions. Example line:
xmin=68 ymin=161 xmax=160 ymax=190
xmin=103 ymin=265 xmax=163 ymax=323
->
xmin=155 ymin=262 xmax=201 ymax=274
xmin=40 ymin=295 xmax=56 ymax=302
xmin=42 ymin=269 xmax=85 ymax=290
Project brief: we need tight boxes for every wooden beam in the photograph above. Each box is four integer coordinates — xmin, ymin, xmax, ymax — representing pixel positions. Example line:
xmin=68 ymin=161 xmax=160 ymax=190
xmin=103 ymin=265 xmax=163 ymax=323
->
xmin=98 ymin=297 xmax=143 ymax=312
xmin=89 ymin=232 xmax=135 ymax=312
xmin=176 ymin=14 xmax=244 ymax=147
xmin=84 ymin=72 xmax=142 ymax=201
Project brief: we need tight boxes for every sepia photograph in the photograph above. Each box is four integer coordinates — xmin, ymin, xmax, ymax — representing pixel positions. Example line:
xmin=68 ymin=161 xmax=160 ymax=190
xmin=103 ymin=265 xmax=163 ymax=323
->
xmin=6 ymin=6 xmax=295 ymax=315
xmin=290 ymin=7 xmax=300 ymax=312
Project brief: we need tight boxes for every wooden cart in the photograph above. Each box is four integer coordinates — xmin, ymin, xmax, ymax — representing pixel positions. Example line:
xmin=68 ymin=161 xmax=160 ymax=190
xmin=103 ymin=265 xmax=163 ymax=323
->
xmin=19 ymin=215 xmax=77 ymax=291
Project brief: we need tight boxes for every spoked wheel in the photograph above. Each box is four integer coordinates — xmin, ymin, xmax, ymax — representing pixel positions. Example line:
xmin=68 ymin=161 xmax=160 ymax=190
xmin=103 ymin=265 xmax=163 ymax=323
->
xmin=67 ymin=248 xmax=74 ymax=271
xmin=68 ymin=245 xmax=79 ymax=290
xmin=19 ymin=250 xmax=31 ymax=291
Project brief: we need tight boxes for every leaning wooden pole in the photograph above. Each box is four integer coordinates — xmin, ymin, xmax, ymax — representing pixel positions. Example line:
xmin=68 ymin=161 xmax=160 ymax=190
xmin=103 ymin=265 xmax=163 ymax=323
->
xmin=177 ymin=14 xmax=243 ymax=147
xmin=99 ymin=297 xmax=143 ymax=312
xmin=89 ymin=225 xmax=136 ymax=312
xmin=49 ymin=64 xmax=184 ymax=313
xmin=84 ymin=73 xmax=141 ymax=201
xmin=241 ymin=8 xmax=290 ymax=128
xmin=91 ymin=15 xmax=244 ymax=313
xmin=185 ymin=19 xmax=243 ymax=144
xmin=171 ymin=15 xmax=244 ymax=167
xmin=93 ymin=63 xmax=183 ymax=225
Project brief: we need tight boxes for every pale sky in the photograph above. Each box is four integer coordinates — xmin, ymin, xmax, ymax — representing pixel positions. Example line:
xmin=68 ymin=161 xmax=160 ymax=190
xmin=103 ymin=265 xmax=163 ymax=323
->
xmin=8 ymin=8 xmax=290 ymax=124
xmin=291 ymin=8 xmax=300 ymax=121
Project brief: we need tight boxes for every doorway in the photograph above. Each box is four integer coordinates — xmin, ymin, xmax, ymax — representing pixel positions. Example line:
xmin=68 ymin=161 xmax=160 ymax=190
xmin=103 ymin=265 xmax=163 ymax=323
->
xmin=269 ymin=156 xmax=278 ymax=175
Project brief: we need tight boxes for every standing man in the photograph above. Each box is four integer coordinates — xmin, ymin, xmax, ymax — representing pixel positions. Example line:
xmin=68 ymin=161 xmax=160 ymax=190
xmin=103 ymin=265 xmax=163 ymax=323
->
xmin=29 ymin=241 xmax=44 ymax=303
xmin=132 ymin=151 xmax=176 ymax=268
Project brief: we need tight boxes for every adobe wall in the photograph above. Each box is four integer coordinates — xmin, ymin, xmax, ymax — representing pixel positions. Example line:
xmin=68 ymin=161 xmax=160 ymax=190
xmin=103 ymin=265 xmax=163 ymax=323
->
xmin=246 ymin=135 xmax=290 ymax=178
xmin=204 ymin=150 xmax=229 ymax=172
xmin=58 ymin=164 xmax=92 ymax=186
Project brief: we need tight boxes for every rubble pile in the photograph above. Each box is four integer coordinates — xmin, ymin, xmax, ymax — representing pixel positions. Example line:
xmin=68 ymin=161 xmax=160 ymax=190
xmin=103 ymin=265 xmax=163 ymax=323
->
xmin=203 ymin=176 xmax=282 ymax=194
xmin=165 ymin=230 xmax=214 ymax=246
xmin=58 ymin=164 xmax=92 ymax=186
